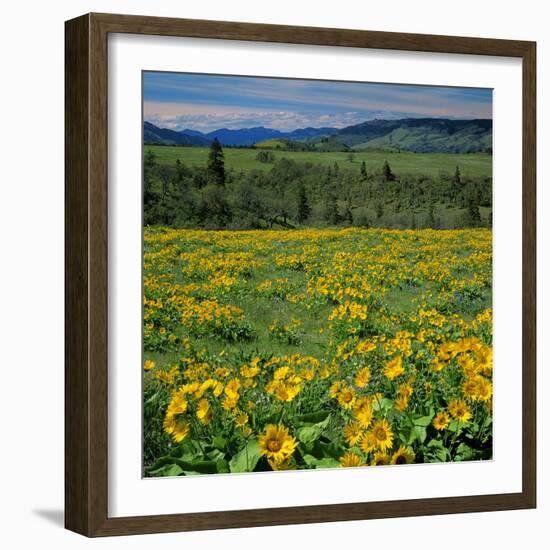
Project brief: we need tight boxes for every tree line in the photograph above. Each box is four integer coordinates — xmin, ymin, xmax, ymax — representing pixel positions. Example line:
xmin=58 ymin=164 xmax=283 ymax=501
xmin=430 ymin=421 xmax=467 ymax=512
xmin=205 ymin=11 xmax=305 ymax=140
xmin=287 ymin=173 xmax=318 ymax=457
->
xmin=144 ymin=138 xmax=492 ymax=230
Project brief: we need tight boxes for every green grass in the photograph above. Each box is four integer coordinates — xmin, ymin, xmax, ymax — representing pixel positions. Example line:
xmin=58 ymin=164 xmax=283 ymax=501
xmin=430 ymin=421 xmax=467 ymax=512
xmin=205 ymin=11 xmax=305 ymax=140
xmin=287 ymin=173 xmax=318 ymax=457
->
xmin=145 ymin=145 xmax=492 ymax=178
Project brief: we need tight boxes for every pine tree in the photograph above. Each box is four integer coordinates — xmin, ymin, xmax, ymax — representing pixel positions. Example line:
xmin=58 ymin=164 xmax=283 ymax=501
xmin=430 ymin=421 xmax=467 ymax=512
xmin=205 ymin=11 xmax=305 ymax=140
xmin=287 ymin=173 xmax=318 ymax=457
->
xmin=360 ymin=161 xmax=367 ymax=180
xmin=382 ymin=160 xmax=394 ymax=182
xmin=453 ymin=165 xmax=461 ymax=186
xmin=342 ymin=200 xmax=353 ymax=225
xmin=324 ymin=193 xmax=340 ymax=225
xmin=297 ymin=184 xmax=311 ymax=224
xmin=467 ymin=201 xmax=481 ymax=226
xmin=207 ymin=138 xmax=225 ymax=185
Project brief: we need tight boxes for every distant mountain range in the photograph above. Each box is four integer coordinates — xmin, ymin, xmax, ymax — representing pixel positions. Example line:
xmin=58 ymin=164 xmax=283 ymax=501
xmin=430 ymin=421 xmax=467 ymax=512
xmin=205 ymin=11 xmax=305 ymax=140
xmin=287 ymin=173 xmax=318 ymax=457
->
xmin=144 ymin=118 xmax=492 ymax=153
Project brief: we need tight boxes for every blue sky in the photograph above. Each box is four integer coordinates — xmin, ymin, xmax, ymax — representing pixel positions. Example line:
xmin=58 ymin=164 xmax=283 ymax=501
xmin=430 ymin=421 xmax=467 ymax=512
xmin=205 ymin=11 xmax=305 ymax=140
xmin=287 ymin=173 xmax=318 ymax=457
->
xmin=143 ymin=72 xmax=492 ymax=132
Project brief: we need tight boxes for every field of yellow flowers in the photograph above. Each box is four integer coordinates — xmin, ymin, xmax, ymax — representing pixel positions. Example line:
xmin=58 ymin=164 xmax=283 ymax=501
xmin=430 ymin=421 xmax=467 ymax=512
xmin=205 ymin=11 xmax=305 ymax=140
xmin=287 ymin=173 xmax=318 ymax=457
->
xmin=143 ymin=227 xmax=492 ymax=476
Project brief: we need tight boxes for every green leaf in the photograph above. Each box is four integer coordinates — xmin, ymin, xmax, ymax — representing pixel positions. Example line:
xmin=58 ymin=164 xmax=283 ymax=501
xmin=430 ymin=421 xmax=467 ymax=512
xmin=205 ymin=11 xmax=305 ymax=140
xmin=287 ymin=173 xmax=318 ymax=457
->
xmin=303 ymin=455 xmax=340 ymax=468
xmin=229 ymin=439 xmax=261 ymax=473
xmin=373 ymin=397 xmax=393 ymax=413
xmin=216 ymin=459 xmax=230 ymax=474
xmin=455 ymin=443 xmax=474 ymax=461
xmin=448 ymin=420 xmax=464 ymax=434
xmin=172 ymin=458 xmax=219 ymax=474
xmin=413 ymin=413 xmax=434 ymax=427
xmin=144 ymin=391 xmax=162 ymax=407
xmin=411 ymin=426 xmax=427 ymax=443
xmin=147 ymin=463 xmax=184 ymax=477
xmin=295 ymin=411 xmax=331 ymax=426
xmin=212 ymin=435 xmax=227 ymax=451
xmin=297 ymin=416 xmax=331 ymax=444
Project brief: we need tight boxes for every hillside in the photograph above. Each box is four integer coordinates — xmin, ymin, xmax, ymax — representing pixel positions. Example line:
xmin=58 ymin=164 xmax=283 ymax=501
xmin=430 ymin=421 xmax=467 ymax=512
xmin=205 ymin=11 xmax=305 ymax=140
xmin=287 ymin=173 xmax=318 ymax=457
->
xmin=143 ymin=122 xmax=210 ymax=146
xmin=145 ymin=117 xmax=492 ymax=153
xmin=335 ymin=118 xmax=492 ymax=153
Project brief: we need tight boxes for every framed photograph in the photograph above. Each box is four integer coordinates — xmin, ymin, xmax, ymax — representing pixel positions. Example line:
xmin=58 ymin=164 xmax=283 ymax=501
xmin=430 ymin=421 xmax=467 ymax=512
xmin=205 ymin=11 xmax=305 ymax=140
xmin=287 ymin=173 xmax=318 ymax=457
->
xmin=65 ymin=13 xmax=536 ymax=537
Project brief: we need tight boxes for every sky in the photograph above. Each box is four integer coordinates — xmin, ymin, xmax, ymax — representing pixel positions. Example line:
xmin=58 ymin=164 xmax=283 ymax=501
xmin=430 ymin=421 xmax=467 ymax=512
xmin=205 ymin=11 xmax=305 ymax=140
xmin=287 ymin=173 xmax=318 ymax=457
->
xmin=143 ymin=72 xmax=492 ymax=133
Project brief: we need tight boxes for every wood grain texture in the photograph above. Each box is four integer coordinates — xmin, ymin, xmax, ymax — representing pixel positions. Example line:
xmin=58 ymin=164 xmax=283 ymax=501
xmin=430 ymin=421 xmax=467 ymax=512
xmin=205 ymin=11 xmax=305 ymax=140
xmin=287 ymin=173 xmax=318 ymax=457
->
xmin=65 ymin=14 xmax=91 ymax=535
xmin=64 ymin=12 xmax=537 ymax=537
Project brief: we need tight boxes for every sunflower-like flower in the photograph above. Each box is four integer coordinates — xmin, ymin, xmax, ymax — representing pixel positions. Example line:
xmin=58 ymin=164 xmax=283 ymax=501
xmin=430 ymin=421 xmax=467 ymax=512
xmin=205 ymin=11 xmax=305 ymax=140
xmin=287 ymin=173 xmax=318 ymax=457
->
xmin=339 ymin=451 xmax=364 ymax=468
xmin=462 ymin=377 xmax=480 ymax=400
xmin=355 ymin=366 xmax=371 ymax=388
xmin=329 ymin=380 xmax=345 ymax=398
xmin=143 ymin=359 xmax=156 ymax=371
xmin=371 ymin=451 xmax=390 ymax=466
xmin=353 ymin=397 xmax=373 ymax=428
xmin=383 ymin=355 xmax=404 ymax=380
xmin=337 ymin=386 xmax=356 ymax=409
xmin=164 ymin=415 xmax=190 ymax=443
xmin=234 ymin=410 xmax=249 ymax=428
xmin=370 ymin=419 xmax=394 ymax=451
xmin=268 ymin=457 xmax=296 ymax=471
xmin=343 ymin=421 xmax=365 ymax=447
xmin=196 ymin=398 xmax=212 ymax=426
xmin=390 ymin=446 xmax=415 ymax=465
xmin=395 ymin=395 xmax=409 ymax=412
xmin=360 ymin=430 xmax=379 ymax=454
xmin=448 ymin=398 xmax=472 ymax=423
xmin=476 ymin=377 xmax=492 ymax=401
xmin=433 ymin=411 xmax=450 ymax=430
xmin=259 ymin=424 xmax=298 ymax=465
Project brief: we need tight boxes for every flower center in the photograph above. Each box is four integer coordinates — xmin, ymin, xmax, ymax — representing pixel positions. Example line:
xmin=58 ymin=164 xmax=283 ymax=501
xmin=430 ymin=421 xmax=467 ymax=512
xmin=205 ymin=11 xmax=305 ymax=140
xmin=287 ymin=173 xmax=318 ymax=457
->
xmin=268 ymin=439 xmax=282 ymax=452
xmin=375 ymin=428 xmax=386 ymax=441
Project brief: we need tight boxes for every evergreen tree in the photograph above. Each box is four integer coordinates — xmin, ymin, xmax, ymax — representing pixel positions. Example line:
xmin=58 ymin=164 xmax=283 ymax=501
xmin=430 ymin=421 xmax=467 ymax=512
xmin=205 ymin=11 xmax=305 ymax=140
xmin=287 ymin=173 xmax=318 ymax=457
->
xmin=207 ymin=138 xmax=225 ymax=185
xmin=453 ymin=165 xmax=462 ymax=186
xmin=296 ymin=184 xmax=311 ymax=224
xmin=466 ymin=201 xmax=481 ymax=226
xmin=376 ymin=201 xmax=384 ymax=219
xmin=144 ymin=149 xmax=156 ymax=168
xmin=342 ymin=200 xmax=353 ymax=225
xmin=382 ymin=160 xmax=395 ymax=182
xmin=360 ymin=161 xmax=367 ymax=180
xmin=324 ymin=192 xmax=340 ymax=225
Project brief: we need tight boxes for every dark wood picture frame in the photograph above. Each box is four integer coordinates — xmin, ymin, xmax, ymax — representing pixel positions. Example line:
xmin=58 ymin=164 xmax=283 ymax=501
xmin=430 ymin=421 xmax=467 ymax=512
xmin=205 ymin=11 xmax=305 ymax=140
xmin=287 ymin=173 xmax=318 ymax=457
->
xmin=65 ymin=12 xmax=536 ymax=537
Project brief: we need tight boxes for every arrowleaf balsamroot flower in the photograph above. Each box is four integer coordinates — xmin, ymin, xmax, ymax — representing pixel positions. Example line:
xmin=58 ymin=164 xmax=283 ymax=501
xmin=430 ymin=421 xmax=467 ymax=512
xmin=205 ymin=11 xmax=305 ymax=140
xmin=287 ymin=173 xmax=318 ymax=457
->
xmin=259 ymin=424 xmax=298 ymax=465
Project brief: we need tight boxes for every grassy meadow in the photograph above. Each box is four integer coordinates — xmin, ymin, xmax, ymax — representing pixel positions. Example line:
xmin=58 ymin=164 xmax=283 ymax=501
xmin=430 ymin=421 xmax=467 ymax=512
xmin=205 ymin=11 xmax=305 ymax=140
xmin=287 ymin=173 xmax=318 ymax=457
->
xmin=144 ymin=144 xmax=492 ymax=179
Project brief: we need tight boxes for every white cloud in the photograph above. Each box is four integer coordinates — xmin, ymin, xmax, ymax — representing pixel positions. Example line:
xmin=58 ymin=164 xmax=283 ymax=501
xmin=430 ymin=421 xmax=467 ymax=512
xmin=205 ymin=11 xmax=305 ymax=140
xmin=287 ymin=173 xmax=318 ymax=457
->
xmin=142 ymin=103 xmax=438 ymax=132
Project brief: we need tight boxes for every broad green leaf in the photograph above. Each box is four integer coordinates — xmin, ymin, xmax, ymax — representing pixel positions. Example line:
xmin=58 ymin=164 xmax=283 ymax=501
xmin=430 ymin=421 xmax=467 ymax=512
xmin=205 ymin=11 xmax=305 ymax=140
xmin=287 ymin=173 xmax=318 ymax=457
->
xmin=212 ymin=435 xmax=227 ymax=451
xmin=295 ymin=411 xmax=331 ymax=426
xmin=455 ymin=443 xmax=474 ymax=461
xmin=297 ymin=416 xmax=331 ymax=444
xmin=172 ymin=458 xmax=219 ymax=474
xmin=448 ymin=420 xmax=464 ymax=433
xmin=303 ymin=455 xmax=340 ymax=468
xmin=147 ymin=463 xmax=184 ymax=477
xmin=229 ymin=439 xmax=261 ymax=473
xmin=206 ymin=448 xmax=225 ymax=461
xmin=372 ymin=397 xmax=394 ymax=413
xmin=415 ymin=425 xmax=427 ymax=443
xmin=216 ymin=459 xmax=230 ymax=474
xmin=413 ymin=414 xmax=434 ymax=427
xmin=311 ymin=440 xmax=345 ymax=460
